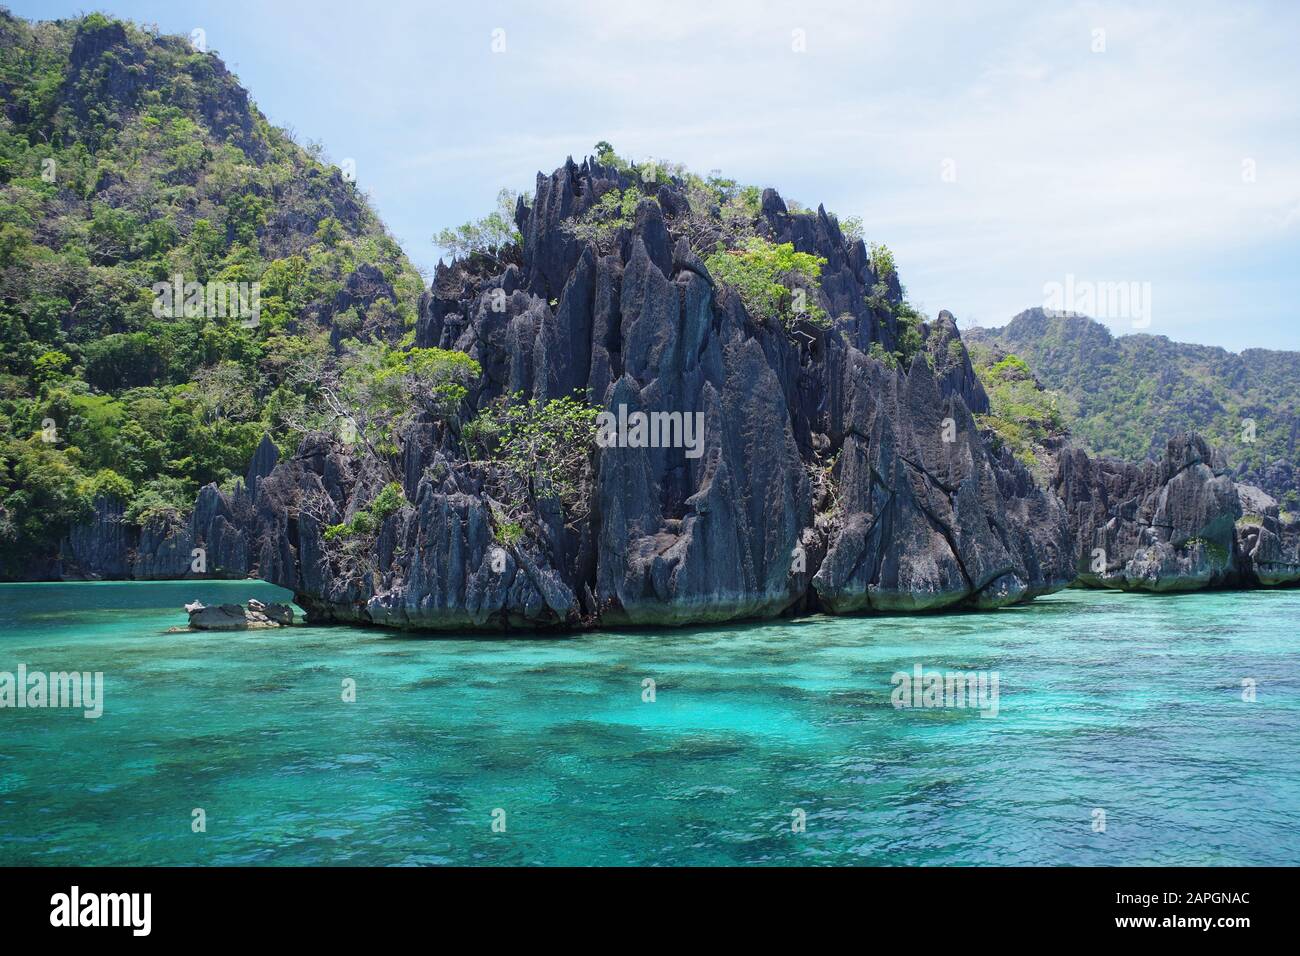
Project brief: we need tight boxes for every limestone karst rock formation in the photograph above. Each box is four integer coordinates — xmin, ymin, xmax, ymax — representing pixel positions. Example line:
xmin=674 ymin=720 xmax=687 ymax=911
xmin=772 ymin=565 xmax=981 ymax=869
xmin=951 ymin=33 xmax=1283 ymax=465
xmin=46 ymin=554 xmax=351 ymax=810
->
xmin=251 ymin=157 xmax=1075 ymax=630
xmin=58 ymin=158 xmax=1298 ymax=619
xmin=1054 ymin=433 xmax=1300 ymax=591
xmin=59 ymin=434 xmax=280 ymax=581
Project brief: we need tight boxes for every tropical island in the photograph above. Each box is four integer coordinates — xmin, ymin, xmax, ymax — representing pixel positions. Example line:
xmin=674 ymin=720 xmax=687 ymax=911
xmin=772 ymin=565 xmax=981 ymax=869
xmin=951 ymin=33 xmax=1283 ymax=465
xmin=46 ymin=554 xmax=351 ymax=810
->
xmin=1 ymin=3 xmax=1298 ymax=883
xmin=2 ymin=10 xmax=1297 ymax=632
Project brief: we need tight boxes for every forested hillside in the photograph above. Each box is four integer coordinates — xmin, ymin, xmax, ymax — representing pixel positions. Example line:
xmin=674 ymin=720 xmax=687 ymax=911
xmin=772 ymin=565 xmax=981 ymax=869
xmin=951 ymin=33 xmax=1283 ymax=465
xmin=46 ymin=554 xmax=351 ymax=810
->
xmin=0 ymin=10 xmax=423 ymax=576
xmin=969 ymin=308 xmax=1300 ymax=511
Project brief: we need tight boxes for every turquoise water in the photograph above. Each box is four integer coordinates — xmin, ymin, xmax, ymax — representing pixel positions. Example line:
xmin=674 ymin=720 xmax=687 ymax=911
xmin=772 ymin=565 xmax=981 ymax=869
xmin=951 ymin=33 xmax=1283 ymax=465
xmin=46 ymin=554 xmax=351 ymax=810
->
xmin=0 ymin=581 xmax=1297 ymax=866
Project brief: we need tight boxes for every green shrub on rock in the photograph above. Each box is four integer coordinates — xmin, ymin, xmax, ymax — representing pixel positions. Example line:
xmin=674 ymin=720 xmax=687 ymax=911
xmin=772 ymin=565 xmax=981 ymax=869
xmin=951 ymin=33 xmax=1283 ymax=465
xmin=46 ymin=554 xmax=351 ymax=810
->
xmin=704 ymin=238 xmax=829 ymax=331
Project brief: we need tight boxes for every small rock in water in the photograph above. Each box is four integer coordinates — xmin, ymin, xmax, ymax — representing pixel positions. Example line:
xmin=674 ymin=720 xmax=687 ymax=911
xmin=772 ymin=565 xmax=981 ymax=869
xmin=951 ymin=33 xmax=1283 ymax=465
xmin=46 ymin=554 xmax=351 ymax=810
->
xmin=249 ymin=598 xmax=294 ymax=625
xmin=186 ymin=599 xmax=293 ymax=630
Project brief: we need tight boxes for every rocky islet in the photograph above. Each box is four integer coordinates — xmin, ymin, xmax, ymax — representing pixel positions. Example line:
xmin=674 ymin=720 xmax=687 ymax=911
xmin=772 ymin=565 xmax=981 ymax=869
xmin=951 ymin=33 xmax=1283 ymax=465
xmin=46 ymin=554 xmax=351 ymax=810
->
xmin=55 ymin=157 xmax=1300 ymax=628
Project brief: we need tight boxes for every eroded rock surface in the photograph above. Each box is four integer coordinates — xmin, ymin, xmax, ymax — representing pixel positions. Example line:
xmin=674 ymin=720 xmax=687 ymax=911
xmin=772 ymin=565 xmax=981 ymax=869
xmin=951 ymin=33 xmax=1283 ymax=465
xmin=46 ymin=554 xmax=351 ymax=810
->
xmin=186 ymin=599 xmax=293 ymax=630
xmin=1234 ymin=484 xmax=1300 ymax=586
xmin=60 ymin=435 xmax=279 ymax=581
xmin=1054 ymin=433 xmax=1300 ymax=590
xmin=252 ymin=157 xmax=1074 ymax=630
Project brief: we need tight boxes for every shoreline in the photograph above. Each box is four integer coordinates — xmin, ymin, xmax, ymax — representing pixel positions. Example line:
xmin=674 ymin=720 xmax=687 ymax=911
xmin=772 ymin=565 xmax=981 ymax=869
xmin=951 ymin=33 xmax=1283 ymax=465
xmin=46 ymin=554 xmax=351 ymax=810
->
xmin=5 ymin=576 xmax=1298 ymax=642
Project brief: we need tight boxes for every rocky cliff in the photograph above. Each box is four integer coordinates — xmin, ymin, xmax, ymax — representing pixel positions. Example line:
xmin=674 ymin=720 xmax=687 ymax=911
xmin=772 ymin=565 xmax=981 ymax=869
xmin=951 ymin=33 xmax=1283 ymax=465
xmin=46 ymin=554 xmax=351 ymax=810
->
xmin=54 ymin=156 xmax=1299 ymax=616
xmin=1054 ymin=433 xmax=1300 ymax=591
xmin=249 ymin=157 xmax=1075 ymax=631
xmin=59 ymin=434 xmax=280 ymax=580
xmin=971 ymin=308 xmax=1300 ymax=511
xmin=0 ymin=10 xmax=425 ymax=581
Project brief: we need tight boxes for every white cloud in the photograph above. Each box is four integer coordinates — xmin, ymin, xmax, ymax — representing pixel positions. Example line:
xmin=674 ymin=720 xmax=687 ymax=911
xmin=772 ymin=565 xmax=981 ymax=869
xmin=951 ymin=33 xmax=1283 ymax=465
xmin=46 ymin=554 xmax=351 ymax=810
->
xmin=77 ymin=0 xmax=1291 ymax=348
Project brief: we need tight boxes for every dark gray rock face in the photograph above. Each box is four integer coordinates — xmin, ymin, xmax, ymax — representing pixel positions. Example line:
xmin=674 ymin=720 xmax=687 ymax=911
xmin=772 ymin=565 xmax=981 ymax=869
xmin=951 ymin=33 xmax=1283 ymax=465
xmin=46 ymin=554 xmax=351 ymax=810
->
xmin=812 ymin=351 xmax=1070 ymax=611
xmin=130 ymin=517 xmax=196 ymax=580
xmin=59 ymin=437 xmax=280 ymax=581
xmin=62 ymin=495 xmax=131 ymax=579
xmin=252 ymin=157 xmax=1075 ymax=631
xmin=130 ymin=482 xmax=255 ymax=579
xmin=245 ymin=433 xmax=280 ymax=499
xmin=1054 ymin=433 xmax=1300 ymax=590
xmin=1234 ymin=484 xmax=1300 ymax=586
xmin=924 ymin=311 xmax=990 ymax=415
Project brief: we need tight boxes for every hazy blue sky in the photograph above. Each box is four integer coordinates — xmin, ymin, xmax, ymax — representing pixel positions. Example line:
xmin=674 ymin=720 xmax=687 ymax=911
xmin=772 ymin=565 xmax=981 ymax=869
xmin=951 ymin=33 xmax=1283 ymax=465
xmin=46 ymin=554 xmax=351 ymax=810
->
xmin=12 ymin=0 xmax=1300 ymax=350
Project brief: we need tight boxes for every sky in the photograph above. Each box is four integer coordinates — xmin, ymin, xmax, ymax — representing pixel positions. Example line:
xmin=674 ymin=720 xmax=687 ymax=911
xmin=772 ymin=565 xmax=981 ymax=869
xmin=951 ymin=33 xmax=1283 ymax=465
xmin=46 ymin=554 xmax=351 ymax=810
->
xmin=11 ymin=0 xmax=1300 ymax=351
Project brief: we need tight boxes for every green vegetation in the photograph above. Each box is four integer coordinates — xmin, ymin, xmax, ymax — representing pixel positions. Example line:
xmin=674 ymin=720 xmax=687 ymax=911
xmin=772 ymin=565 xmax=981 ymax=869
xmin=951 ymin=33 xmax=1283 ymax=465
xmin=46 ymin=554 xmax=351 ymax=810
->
xmin=432 ymin=187 xmax=523 ymax=264
xmin=838 ymin=215 xmax=864 ymax=244
xmin=317 ymin=479 xmax=407 ymax=583
xmin=867 ymin=341 xmax=895 ymax=369
xmin=686 ymin=173 xmax=761 ymax=231
xmin=464 ymin=392 xmax=600 ymax=530
xmin=974 ymin=309 xmax=1300 ymax=510
xmin=582 ymin=142 xmax=861 ymax=267
xmin=324 ymin=481 xmax=405 ymax=541
xmin=969 ymin=345 xmax=1070 ymax=473
xmin=868 ymin=241 xmax=896 ymax=280
xmin=1180 ymin=535 xmax=1229 ymax=563
xmin=589 ymin=141 xmax=692 ymax=189
xmin=123 ymin=475 xmax=195 ymax=527
xmin=0 ymin=11 xmax=425 ymax=575
xmin=892 ymin=301 xmax=926 ymax=368
xmin=864 ymin=243 xmax=900 ymax=312
xmin=494 ymin=518 xmax=524 ymax=547
xmin=562 ymin=184 xmax=653 ymax=253
xmin=704 ymin=238 xmax=829 ymax=330
xmin=318 ymin=342 xmax=480 ymax=464
xmin=863 ymin=242 xmax=926 ymax=365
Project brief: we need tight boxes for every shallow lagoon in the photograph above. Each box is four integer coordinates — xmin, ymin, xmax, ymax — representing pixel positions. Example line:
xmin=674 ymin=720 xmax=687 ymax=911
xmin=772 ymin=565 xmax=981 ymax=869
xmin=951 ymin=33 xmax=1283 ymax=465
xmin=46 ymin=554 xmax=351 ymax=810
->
xmin=1 ymin=581 xmax=1296 ymax=865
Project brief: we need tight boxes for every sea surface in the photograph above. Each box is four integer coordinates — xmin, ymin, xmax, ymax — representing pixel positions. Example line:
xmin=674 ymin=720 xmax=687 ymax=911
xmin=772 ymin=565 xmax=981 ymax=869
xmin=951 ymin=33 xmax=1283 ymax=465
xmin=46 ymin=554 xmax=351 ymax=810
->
xmin=1 ymin=581 xmax=1297 ymax=866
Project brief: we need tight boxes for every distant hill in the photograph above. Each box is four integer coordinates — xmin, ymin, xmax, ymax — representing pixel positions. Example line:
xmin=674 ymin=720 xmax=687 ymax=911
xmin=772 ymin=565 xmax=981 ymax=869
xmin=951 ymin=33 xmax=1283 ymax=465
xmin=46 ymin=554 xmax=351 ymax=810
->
xmin=968 ymin=308 xmax=1300 ymax=510
xmin=0 ymin=10 xmax=423 ymax=576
